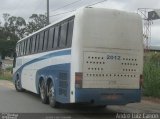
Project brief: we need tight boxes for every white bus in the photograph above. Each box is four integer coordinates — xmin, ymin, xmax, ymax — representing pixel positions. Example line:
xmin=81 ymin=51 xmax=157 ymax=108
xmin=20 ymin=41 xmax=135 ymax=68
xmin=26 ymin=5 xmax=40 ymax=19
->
xmin=13 ymin=7 xmax=143 ymax=108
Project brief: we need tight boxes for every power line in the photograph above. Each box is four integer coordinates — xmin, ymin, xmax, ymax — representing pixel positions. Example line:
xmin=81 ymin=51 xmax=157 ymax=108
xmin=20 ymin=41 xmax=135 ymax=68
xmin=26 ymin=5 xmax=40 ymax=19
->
xmin=50 ymin=10 xmax=75 ymax=17
xmin=27 ymin=0 xmax=45 ymax=22
xmin=49 ymin=0 xmax=108 ymax=18
xmin=50 ymin=0 xmax=82 ymax=13
xmin=49 ymin=0 xmax=87 ymax=16
xmin=88 ymin=0 xmax=108 ymax=7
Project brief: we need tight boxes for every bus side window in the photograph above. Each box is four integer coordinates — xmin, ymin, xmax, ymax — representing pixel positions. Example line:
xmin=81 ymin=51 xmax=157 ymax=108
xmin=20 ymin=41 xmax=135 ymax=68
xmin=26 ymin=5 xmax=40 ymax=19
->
xmin=59 ymin=22 xmax=68 ymax=48
xmin=35 ymin=34 xmax=40 ymax=53
xmin=19 ymin=42 xmax=21 ymax=56
xmin=26 ymin=38 xmax=30 ymax=55
xmin=21 ymin=41 xmax=24 ymax=56
xmin=34 ymin=35 xmax=37 ymax=53
xmin=19 ymin=42 xmax=22 ymax=56
xmin=20 ymin=42 xmax=22 ymax=56
xmin=54 ymin=26 xmax=60 ymax=49
xmin=24 ymin=39 xmax=27 ymax=55
xmin=16 ymin=43 xmax=19 ymax=57
xmin=23 ymin=41 xmax=25 ymax=56
xmin=57 ymin=26 xmax=61 ymax=48
xmin=29 ymin=37 xmax=32 ymax=54
xmin=43 ymin=30 xmax=49 ymax=51
xmin=24 ymin=40 xmax=27 ymax=55
xmin=23 ymin=40 xmax=25 ymax=55
xmin=48 ymin=27 xmax=55 ymax=50
xmin=39 ymin=31 xmax=44 ymax=52
xmin=31 ymin=35 xmax=36 ymax=54
xmin=66 ymin=19 xmax=74 ymax=47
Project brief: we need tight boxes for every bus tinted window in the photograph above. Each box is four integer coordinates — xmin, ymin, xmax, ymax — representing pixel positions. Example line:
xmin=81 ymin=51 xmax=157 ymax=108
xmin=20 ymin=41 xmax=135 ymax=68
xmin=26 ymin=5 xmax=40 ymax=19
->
xmin=35 ymin=34 xmax=40 ymax=53
xmin=16 ymin=43 xmax=18 ymax=57
xmin=29 ymin=37 xmax=32 ymax=54
xmin=54 ymin=26 xmax=60 ymax=49
xmin=19 ymin=42 xmax=22 ymax=56
xmin=23 ymin=40 xmax=26 ymax=55
xmin=16 ymin=16 xmax=74 ymax=57
xmin=16 ymin=43 xmax=20 ymax=56
xmin=43 ymin=30 xmax=49 ymax=51
xmin=48 ymin=27 xmax=55 ymax=50
xmin=66 ymin=19 xmax=74 ymax=47
xmin=21 ymin=41 xmax=24 ymax=56
xmin=59 ymin=22 xmax=68 ymax=48
xmin=39 ymin=31 xmax=44 ymax=52
xmin=26 ymin=39 xmax=30 ymax=55
xmin=31 ymin=36 xmax=36 ymax=53
xmin=21 ymin=41 xmax=24 ymax=55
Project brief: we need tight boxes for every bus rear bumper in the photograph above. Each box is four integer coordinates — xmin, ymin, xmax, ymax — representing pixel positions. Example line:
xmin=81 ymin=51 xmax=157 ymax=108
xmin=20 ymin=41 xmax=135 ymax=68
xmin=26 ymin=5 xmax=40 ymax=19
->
xmin=75 ymin=88 xmax=141 ymax=105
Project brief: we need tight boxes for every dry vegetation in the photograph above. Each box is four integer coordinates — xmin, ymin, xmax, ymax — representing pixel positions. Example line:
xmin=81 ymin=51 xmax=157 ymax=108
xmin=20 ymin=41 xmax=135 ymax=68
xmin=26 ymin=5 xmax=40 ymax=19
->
xmin=0 ymin=68 xmax=12 ymax=81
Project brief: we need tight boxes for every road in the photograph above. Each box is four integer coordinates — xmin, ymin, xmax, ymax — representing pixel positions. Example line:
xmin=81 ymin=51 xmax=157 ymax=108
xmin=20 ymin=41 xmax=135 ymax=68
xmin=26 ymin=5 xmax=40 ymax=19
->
xmin=0 ymin=80 xmax=160 ymax=119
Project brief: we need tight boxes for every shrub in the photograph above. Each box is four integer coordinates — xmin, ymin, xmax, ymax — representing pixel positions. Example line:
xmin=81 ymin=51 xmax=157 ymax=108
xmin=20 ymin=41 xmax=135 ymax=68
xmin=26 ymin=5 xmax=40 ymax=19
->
xmin=143 ymin=53 xmax=160 ymax=98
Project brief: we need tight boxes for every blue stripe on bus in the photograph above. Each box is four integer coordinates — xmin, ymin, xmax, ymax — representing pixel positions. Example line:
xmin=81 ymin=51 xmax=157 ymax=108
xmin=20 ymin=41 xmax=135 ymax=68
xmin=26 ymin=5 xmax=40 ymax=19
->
xmin=13 ymin=49 xmax=71 ymax=83
xmin=21 ymin=49 xmax=71 ymax=71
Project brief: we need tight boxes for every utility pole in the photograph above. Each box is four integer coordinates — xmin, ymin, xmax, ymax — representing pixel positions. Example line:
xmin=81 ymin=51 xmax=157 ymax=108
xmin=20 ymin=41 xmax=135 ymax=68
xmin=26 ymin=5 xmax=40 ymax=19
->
xmin=47 ymin=0 xmax=49 ymax=25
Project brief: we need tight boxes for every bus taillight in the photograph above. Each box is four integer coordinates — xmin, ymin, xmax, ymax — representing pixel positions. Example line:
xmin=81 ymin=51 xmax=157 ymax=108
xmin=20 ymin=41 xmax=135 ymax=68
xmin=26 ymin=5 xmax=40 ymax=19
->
xmin=140 ymin=74 xmax=144 ymax=88
xmin=75 ymin=72 xmax=83 ymax=88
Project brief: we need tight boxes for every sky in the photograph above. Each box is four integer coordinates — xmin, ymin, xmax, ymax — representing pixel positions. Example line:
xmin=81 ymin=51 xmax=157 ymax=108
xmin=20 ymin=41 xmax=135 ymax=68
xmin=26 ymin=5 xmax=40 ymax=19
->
xmin=0 ymin=0 xmax=160 ymax=46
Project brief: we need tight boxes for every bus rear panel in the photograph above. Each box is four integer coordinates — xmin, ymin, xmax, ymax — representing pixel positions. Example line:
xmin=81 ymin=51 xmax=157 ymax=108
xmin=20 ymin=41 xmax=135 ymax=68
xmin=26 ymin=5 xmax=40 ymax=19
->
xmin=72 ymin=8 xmax=143 ymax=105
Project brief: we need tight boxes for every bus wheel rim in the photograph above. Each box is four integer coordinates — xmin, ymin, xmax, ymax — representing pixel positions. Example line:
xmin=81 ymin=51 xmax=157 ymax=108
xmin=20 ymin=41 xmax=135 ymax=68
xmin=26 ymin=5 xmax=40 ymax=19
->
xmin=49 ymin=83 xmax=55 ymax=103
xmin=40 ymin=84 xmax=45 ymax=100
xmin=16 ymin=79 xmax=21 ymax=90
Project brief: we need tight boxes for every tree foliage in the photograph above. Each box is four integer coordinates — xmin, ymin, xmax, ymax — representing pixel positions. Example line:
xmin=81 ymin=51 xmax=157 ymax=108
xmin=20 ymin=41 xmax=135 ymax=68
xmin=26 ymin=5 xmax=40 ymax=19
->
xmin=3 ymin=13 xmax=26 ymax=39
xmin=26 ymin=14 xmax=47 ymax=35
xmin=0 ymin=13 xmax=47 ymax=59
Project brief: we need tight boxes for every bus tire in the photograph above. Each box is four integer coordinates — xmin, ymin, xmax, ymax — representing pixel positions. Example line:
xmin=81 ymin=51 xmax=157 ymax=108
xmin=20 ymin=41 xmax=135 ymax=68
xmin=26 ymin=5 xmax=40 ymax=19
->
xmin=15 ymin=75 xmax=24 ymax=92
xmin=48 ymin=81 xmax=59 ymax=108
xmin=40 ymin=79 xmax=48 ymax=104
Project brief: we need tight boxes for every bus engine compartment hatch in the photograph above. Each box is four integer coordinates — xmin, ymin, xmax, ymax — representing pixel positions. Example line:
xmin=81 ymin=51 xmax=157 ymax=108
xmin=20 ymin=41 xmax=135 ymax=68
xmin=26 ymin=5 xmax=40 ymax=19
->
xmin=82 ymin=51 xmax=140 ymax=89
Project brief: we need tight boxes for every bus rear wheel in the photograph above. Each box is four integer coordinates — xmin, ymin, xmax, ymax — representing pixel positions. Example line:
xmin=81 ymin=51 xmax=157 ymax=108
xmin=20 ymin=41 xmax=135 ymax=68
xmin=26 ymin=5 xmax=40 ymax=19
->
xmin=40 ymin=80 xmax=48 ymax=104
xmin=48 ymin=81 xmax=59 ymax=108
xmin=15 ymin=75 xmax=24 ymax=92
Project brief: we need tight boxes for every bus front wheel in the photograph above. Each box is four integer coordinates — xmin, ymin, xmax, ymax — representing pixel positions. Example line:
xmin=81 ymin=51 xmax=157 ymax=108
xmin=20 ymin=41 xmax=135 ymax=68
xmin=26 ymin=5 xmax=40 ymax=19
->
xmin=40 ymin=80 xmax=48 ymax=104
xmin=48 ymin=81 xmax=59 ymax=108
xmin=15 ymin=75 xmax=24 ymax=92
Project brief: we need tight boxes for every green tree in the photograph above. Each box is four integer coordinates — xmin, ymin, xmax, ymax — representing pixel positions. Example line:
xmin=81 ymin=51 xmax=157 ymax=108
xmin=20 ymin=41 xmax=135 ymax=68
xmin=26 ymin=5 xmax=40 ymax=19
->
xmin=3 ymin=13 xmax=26 ymax=39
xmin=0 ymin=28 xmax=19 ymax=59
xmin=0 ymin=13 xmax=47 ymax=59
xmin=26 ymin=14 xmax=47 ymax=35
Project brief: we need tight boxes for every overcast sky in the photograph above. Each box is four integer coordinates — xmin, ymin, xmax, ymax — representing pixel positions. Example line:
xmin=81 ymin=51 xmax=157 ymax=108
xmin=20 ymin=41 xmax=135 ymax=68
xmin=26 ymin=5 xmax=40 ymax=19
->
xmin=0 ymin=0 xmax=160 ymax=46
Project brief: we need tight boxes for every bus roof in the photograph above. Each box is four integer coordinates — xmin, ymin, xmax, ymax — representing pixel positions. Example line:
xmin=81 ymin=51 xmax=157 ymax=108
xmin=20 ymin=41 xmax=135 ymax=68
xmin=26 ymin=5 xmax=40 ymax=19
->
xmin=17 ymin=7 xmax=138 ymax=43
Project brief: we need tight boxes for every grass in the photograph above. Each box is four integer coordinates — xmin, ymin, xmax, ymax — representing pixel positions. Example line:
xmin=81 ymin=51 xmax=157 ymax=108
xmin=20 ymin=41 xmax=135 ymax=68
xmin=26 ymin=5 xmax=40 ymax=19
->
xmin=143 ymin=53 xmax=160 ymax=98
xmin=0 ymin=69 xmax=12 ymax=81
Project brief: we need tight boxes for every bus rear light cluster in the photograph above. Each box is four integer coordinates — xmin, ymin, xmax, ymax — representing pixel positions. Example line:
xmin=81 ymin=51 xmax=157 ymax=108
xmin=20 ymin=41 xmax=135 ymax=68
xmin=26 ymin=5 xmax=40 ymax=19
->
xmin=75 ymin=72 xmax=83 ymax=88
xmin=140 ymin=74 xmax=144 ymax=88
